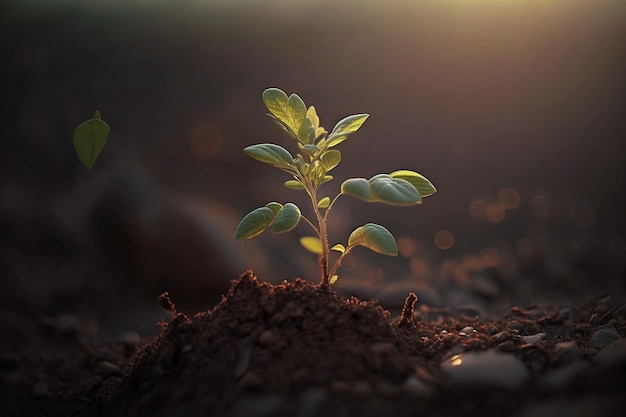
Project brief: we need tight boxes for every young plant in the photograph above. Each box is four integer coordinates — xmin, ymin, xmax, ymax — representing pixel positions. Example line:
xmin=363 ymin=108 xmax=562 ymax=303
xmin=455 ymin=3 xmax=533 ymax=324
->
xmin=236 ymin=88 xmax=436 ymax=291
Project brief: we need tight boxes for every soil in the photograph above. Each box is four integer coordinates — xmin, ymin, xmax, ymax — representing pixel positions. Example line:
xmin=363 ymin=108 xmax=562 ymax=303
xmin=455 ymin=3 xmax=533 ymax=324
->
xmin=4 ymin=271 xmax=625 ymax=417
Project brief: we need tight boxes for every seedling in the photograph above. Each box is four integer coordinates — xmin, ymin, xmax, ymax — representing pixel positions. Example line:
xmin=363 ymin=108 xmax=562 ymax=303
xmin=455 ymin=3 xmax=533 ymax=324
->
xmin=73 ymin=110 xmax=110 ymax=169
xmin=236 ymin=88 xmax=436 ymax=291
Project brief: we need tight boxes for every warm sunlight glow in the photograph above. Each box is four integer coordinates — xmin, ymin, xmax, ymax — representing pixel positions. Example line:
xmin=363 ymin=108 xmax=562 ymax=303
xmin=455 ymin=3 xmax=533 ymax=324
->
xmin=450 ymin=355 xmax=463 ymax=367
xmin=434 ymin=230 xmax=455 ymax=250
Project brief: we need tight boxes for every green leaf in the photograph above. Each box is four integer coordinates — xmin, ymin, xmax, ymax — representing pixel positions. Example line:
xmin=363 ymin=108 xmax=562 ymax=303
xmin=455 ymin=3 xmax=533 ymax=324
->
xmin=341 ymin=174 xmax=421 ymax=206
xmin=320 ymin=150 xmax=341 ymax=172
xmin=235 ymin=207 xmax=277 ymax=239
xmin=272 ymin=203 xmax=301 ymax=234
xmin=307 ymin=106 xmax=320 ymax=129
xmin=300 ymin=236 xmax=323 ymax=255
xmin=265 ymin=202 xmax=283 ymax=215
xmin=320 ymin=175 xmax=333 ymax=185
xmin=369 ymin=174 xmax=421 ymax=205
xmin=284 ymin=179 xmax=305 ymax=190
xmin=348 ymin=223 xmax=398 ymax=256
xmin=329 ymin=275 xmax=339 ymax=285
xmin=301 ymin=144 xmax=319 ymax=156
xmin=390 ymin=170 xmax=437 ymax=198
xmin=262 ymin=88 xmax=308 ymax=142
xmin=318 ymin=197 xmax=331 ymax=209
xmin=244 ymin=144 xmax=295 ymax=170
xmin=326 ymin=113 xmax=369 ymax=147
xmin=298 ymin=116 xmax=316 ymax=144
xmin=72 ymin=112 xmax=110 ymax=169
xmin=341 ymin=178 xmax=374 ymax=201
xmin=331 ymin=243 xmax=346 ymax=253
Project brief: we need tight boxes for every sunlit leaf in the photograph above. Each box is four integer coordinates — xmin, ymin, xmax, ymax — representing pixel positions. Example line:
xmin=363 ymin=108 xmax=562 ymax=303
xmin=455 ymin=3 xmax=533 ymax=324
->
xmin=235 ymin=207 xmax=277 ymax=239
xmin=262 ymin=88 xmax=308 ymax=142
xmin=318 ymin=197 xmax=331 ymax=209
xmin=300 ymin=236 xmax=323 ymax=255
xmin=341 ymin=178 xmax=374 ymax=201
xmin=272 ymin=203 xmax=301 ymax=234
xmin=72 ymin=111 xmax=110 ymax=169
xmin=320 ymin=150 xmax=341 ymax=172
xmin=369 ymin=174 xmax=421 ymax=205
xmin=265 ymin=202 xmax=283 ymax=215
xmin=320 ymin=175 xmax=333 ymax=185
xmin=348 ymin=223 xmax=397 ymax=256
xmin=390 ymin=170 xmax=437 ymax=198
xmin=329 ymin=275 xmax=339 ymax=285
xmin=298 ymin=116 xmax=316 ymax=144
xmin=244 ymin=144 xmax=295 ymax=170
xmin=284 ymin=179 xmax=305 ymax=190
xmin=326 ymin=113 xmax=369 ymax=147
xmin=307 ymin=106 xmax=320 ymax=130
xmin=331 ymin=243 xmax=345 ymax=253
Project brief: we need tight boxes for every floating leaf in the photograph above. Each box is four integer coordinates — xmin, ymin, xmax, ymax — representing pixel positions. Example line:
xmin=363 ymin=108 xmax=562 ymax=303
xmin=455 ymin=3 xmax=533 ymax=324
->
xmin=331 ymin=243 xmax=346 ymax=253
xmin=326 ymin=113 xmax=369 ymax=147
xmin=329 ymin=275 xmax=339 ymax=285
xmin=300 ymin=236 xmax=323 ymax=255
xmin=235 ymin=207 xmax=277 ymax=239
xmin=244 ymin=144 xmax=295 ymax=170
xmin=284 ymin=179 xmax=305 ymax=190
xmin=318 ymin=197 xmax=331 ymax=209
xmin=390 ymin=170 xmax=437 ymax=197
xmin=341 ymin=178 xmax=374 ymax=201
xmin=272 ymin=203 xmax=301 ymax=234
xmin=320 ymin=150 xmax=341 ymax=172
xmin=348 ymin=223 xmax=397 ymax=256
xmin=72 ymin=111 xmax=110 ymax=169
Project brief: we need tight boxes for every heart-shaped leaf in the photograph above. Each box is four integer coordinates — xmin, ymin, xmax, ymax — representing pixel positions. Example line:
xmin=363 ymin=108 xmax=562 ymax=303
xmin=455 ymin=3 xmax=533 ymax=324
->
xmin=390 ymin=170 xmax=437 ymax=198
xmin=272 ymin=203 xmax=301 ymax=234
xmin=244 ymin=144 xmax=295 ymax=170
xmin=348 ymin=223 xmax=398 ymax=256
xmin=235 ymin=207 xmax=277 ymax=239
xmin=73 ymin=111 xmax=110 ymax=169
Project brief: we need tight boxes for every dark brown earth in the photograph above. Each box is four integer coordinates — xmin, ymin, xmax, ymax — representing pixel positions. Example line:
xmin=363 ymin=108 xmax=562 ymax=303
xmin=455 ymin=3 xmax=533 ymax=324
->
xmin=5 ymin=271 xmax=625 ymax=417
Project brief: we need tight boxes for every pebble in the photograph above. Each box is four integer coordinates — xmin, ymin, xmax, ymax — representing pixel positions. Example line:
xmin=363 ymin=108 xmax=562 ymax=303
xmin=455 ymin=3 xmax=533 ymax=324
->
xmin=95 ymin=361 xmax=123 ymax=377
xmin=551 ymin=341 xmax=581 ymax=365
xmin=594 ymin=337 xmax=626 ymax=365
xmin=459 ymin=326 xmax=474 ymax=337
xmin=538 ymin=362 xmax=588 ymax=391
xmin=441 ymin=351 xmax=529 ymax=389
xmin=520 ymin=332 xmax=545 ymax=346
xmin=258 ymin=330 xmax=277 ymax=348
xmin=590 ymin=327 xmax=621 ymax=349
xmin=402 ymin=376 xmax=434 ymax=398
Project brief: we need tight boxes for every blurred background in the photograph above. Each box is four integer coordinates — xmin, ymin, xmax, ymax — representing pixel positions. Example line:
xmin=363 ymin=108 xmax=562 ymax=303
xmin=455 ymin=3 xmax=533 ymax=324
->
xmin=1 ymin=0 xmax=624 ymax=333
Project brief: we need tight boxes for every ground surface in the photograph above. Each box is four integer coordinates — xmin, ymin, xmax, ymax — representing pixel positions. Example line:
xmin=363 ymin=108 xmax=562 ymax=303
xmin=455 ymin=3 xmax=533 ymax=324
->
xmin=4 ymin=271 xmax=625 ymax=417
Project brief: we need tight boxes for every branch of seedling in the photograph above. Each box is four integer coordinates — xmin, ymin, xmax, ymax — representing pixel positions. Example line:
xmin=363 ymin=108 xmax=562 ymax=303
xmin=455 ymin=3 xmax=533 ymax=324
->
xmin=235 ymin=88 xmax=437 ymax=292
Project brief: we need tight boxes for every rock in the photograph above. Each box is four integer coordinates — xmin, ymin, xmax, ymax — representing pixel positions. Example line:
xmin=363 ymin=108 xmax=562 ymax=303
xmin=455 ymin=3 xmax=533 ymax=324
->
xmin=441 ymin=351 xmax=530 ymax=389
xmin=403 ymin=376 xmax=434 ymax=398
xmin=539 ymin=362 xmax=588 ymax=391
xmin=551 ymin=341 xmax=581 ymax=365
xmin=594 ymin=337 xmax=626 ymax=365
xmin=520 ymin=332 xmax=545 ymax=346
xmin=590 ymin=328 xmax=621 ymax=349
xmin=459 ymin=326 xmax=474 ymax=337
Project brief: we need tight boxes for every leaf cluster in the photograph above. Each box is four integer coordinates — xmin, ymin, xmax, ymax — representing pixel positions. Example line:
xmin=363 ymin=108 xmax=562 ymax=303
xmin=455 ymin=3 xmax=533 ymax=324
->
xmin=236 ymin=88 xmax=436 ymax=289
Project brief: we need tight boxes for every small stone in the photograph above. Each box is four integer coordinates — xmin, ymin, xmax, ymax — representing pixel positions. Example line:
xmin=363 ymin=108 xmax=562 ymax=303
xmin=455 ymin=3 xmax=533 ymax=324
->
xmin=95 ymin=361 xmax=123 ymax=377
xmin=594 ymin=337 xmax=626 ymax=365
xmin=258 ymin=330 xmax=277 ymax=347
xmin=590 ymin=328 xmax=621 ymax=349
xmin=520 ymin=332 xmax=545 ymax=346
xmin=497 ymin=340 xmax=516 ymax=352
xmin=459 ymin=326 xmax=474 ymax=337
xmin=539 ymin=362 xmax=588 ymax=391
xmin=182 ymin=344 xmax=193 ymax=353
xmin=486 ymin=325 xmax=499 ymax=335
xmin=403 ymin=376 xmax=433 ymax=398
xmin=33 ymin=380 xmax=52 ymax=397
xmin=551 ymin=341 xmax=580 ymax=365
xmin=441 ymin=351 xmax=529 ymax=389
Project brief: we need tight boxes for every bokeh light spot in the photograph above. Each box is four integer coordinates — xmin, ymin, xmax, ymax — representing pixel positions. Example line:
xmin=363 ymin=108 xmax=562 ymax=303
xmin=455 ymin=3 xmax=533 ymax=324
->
xmin=468 ymin=199 xmax=488 ymax=219
xmin=434 ymin=230 xmax=455 ymax=250
xmin=189 ymin=122 xmax=223 ymax=159
xmin=485 ymin=203 xmax=506 ymax=223
xmin=530 ymin=194 xmax=551 ymax=218
xmin=498 ymin=187 xmax=521 ymax=209
xmin=397 ymin=237 xmax=418 ymax=257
